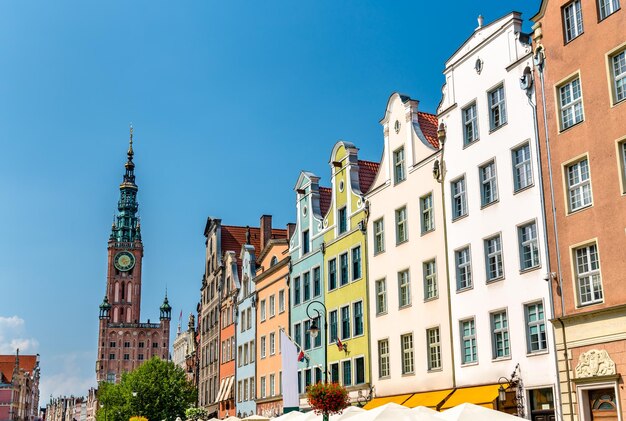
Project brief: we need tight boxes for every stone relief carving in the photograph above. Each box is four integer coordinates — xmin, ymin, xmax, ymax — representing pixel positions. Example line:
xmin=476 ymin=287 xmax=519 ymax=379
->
xmin=575 ymin=349 xmax=617 ymax=378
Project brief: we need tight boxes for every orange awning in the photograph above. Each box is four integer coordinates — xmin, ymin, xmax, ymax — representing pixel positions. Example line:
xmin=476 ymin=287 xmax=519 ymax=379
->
xmin=362 ymin=393 xmax=413 ymax=410
xmin=439 ymin=384 xmax=500 ymax=410
xmin=403 ymin=389 xmax=454 ymax=409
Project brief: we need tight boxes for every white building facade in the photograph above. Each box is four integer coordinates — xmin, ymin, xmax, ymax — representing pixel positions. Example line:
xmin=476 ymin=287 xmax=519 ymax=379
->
xmin=437 ymin=12 xmax=559 ymax=419
xmin=366 ymin=93 xmax=454 ymax=406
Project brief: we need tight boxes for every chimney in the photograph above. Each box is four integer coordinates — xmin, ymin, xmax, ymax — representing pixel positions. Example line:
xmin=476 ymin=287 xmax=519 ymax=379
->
xmin=287 ymin=223 xmax=296 ymax=243
xmin=260 ymin=215 xmax=272 ymax=249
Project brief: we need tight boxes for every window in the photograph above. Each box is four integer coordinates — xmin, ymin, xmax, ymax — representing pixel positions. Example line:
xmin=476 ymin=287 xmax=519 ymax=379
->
xmin=420 ymin=194 xmax=434 ymax=233
xmin=461 ymin=319 xmax=477 ymax=364
xmin=313 ymin=316 xmax=322 ymax=348
xmin=512 ymin=143 xmax=533 ymax=191
xmin=293 ymin=276 xmax=301 ymax=305
xmin=297 ymin=372 xmax=302 ymax=395
xmin=462 ymin=102 xmax=479 ymax=145
xmin=401 ymin=333 xmax=414 ymax=374
xmin=342 ymin=360 xmax=352 ymax=386
xmin=302 ymin=230 xmax=310 ymax=254
xmin=313 ymin=267 xmax=321 ymax=297
xmin=567 ymin=158 xmax=592 ymax=211
xmin=374 ymin=218 xmax=385 ymax=254
xmin=270 ymin=332 xmax=276 ymax=355
xmin=328 ymin=259 xmax=337 ymax=291
xmin=269 ymin=295 xmax=276 ymax=317
xmin=484 ymin=235 xmax=504 ymax=281
xmin=353 ymin=301 xmax=364 ymax=336
xmin=375 ymin=279 xmax=387 ymax=315
xmin=109 ymin=353 xmax=115 ymax=360
xmin=456 ymin=247 xmax=472 ymax=290
xmin=563 ymin=0 xmax=583 ymax=42
xmin=329 ymin=310 xmax=338 ymax=343
xmin=314 ymin=367 xmax=322 ymax=384
xmin=525 ymin=302 xmax=547 ymax=353
xmin=519 ymin=222 xmax=540 ymax=270
xmin=352 ymin=246 xmax=362 ymax=280
xmin=620 ymin=141 xmax=626 ymax=193
xmin=124 ymin=341 xmax=130 ymax=348
xmin=340 ymin=253 xmax=349 ymax=286
xmin=451 ymin=177 xmax=467 ymax=219
xmin=479 ymin=161 xmax=498 ymax=206
xmin=611 ymin=49 xmax=626 ymax=103
xmin=393 ymin=147 xmax=406 ymax=183
xmin=250 ymin=340 xmax=255 ymax=362
xmin=278 ymin=290 xmax=285 ymax=313
xmin=427 ymin=327 xmax=441 ymax=371
xmin=423 ymin=260 xmax=438 ymax=300
xmin=330 ymin=363 xmax=339 ymax=383
xmin=304 ymin=368 xmax=312 ymax=388
xmin=378 ymin=339 xmax=390 ymax=378
xmin=559 ymin=77 xmax=584 ymax=130
xmin=491 ymin=311 xmax=510 ymax=359
xmin=338 ymin=207 xmax=347 ymax=234
xmin=395 ymin=206 xmax=408 ymax=244
xmin=138 ymin=354 xmax=143 ymax=361
xmin=138 ymin=342 xmax=144 ymax=348
xmin=341 ymin=306 xmax=351 ymax=340
xmin=575 ymin=244 xmax=603 ymax=305
xmin=599 ymin=0 xmax=620 ymax=19
xmin=110 ymin=341 xmax=116 ymax=348
xmin=260 ymin=336 xmax=266 ymax=358
xmin=294 ymin=323 xmax=301 ymax=348
xmin=488 ymin=85 xmax=507 ymax=130
xmin=260 ymin=376 xmax=266 ymax=398
xmin=260 ymin=299 xmax=266 ymax=321
xmin=355 ymin=357 xmax=365 ymax=384
xmin=304 ymin=320 xmax=311 ymax=350
xmin=303 ymin=272 xmax=311 ymax=302
xmin=398 ymin=270 xmax=411 ymax=307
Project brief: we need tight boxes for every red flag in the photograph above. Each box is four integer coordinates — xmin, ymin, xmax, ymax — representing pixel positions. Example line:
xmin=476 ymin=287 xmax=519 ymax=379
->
xmin=337 ymin=338 xmax=343 ymax=351
xmin=179 ymin=310 xmax=183 ymax=320
xmin=298 ymin=351 xmax=305 ymax=362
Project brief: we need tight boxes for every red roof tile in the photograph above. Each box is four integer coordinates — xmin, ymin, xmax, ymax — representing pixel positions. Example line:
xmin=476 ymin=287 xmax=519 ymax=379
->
xmin=221 ymin=225 xmax=287 ymax=256
xmin=319 ymin=187 xmax=332 ymax=216
xmin=418 ymin=112 xmax=439 ymax=148
xmin=358 ymin=160 xmax=380 ymax=194
xmin=0 ymin=355 xmax=38 ymax=383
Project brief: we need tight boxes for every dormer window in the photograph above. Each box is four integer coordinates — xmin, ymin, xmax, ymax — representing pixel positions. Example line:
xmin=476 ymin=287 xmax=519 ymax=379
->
xmin=393 ymin=147 xmax=406 ymax=184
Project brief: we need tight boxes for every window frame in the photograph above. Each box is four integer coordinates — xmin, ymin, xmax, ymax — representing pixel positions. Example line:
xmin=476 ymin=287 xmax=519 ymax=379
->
xmin=597 ymin=0 xmax=620 ymax=20
xmin=339 ymin=252 xmax=349 ymax=286
xmin=375 ymin=278 xmax=387 ymax=315
xmin=373 ymin=218 xmax=385 ymax=254
xmin=393 ymin=146 xmax=406 ymax=184
xmin=609 ymin=48 xmax=626 ymax=105
xmin=351 ymin=245 xmax=362 ymax=281
xmin=462 ymin=101 xmax=479 ymax=146
xmin=563 ymin=0 xmax=584 ymax=43
xmin=338 ymin=206 xmax=348 ymax=234
xmin=460 ymin=318 xmax=478 ymax=365
xmin=455 ymin=246 xmax=473 ymax=291
xmin=557 ymin=75 xmax=584 ymax=131
xmin=484 ymin=234 xmax=504 ymax=282
xmin=328 ymin=258 xmax=337 ymax=291
xmin=451 ymin=176 xmax=468 ymax=220
xmin=378 ymin=338 xmax=390 ymax=378
xmin=329 ymin=310 xmax=338 ymax=343
xmin=427 ymin=327 xmax=442 ymax=371
xmin=490 ymin=310 xmax=510 ymax=359
xmin=340 ymin=305 xmax=351 ymax=340
xmin=479 ymin=159 xmax=499 ymax=207
xmin=518 ymin=221 xmax=541 ymax=271
xmin=395 ymin=206 xmax=408 ymax=245
xmin=398 ymin=269 xmax=411 ymax=308
xmin=525 ymin=301 xmax=548 ymax=353
xmin=302 ymin=229 xmax=310 ymax=255
xmin=353 ymin=301 xmax=364 ymax=337
xmin=400 ymin=333 xmax=415 ymax=375
xmin=420 ymin=192 xmax=435 ymax=234
xmin=423 ymin=259 xmax=438 ymax=301
xmin=573 ymin=242 xmax=604 ymax=306
xmin=487 ymin=84 xmax=507 ymax=131
xmin=564 ymin=156 xmax=593 ymax=213
xmin=512 ymin=142 xmax=533 ymax=192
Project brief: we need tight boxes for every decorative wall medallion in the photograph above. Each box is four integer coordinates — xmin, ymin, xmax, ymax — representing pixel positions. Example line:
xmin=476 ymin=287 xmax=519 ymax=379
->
xmin=394 ymin=120 xmax=401 ymax=134
xmin=575 ymin=349 xmax=617 ymax=378
xmin=475 ymin=58 xmax=483 ymax=74
xmin=339 ymin=180 xmax=344 ymax=192
xmin=303 ymin=206 xmax=308 ymax=216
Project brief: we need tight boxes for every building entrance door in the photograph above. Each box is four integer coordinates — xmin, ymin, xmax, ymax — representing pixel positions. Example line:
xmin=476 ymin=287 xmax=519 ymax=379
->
xmin=589 ymin=388 xmax=618 ymax=420
xmin=529 ymin=387 xmax=556 ymax=421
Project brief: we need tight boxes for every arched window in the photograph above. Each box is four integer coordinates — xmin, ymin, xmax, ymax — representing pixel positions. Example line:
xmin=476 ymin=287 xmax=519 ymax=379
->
xmin=113 ymin=308 xmax=119 ymax=323
xmin=127 ymin=283 xmax=132 ymax=303
xmin=270 ymin=256 xmax=278 ymax=267
xmin=114 ymin=283 xmax=120 ymax=302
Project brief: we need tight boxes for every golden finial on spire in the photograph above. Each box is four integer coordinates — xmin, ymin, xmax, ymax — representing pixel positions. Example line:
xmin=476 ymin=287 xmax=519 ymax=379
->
xmin=128 ymin=123 xmax=134 ymax=158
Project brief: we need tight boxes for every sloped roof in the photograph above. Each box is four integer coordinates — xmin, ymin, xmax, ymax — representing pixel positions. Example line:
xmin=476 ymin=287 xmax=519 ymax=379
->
xmin=319 ymin=187 xmax=332 ymax=216
xmin=0 ymin=355 xmax=38 ymax=383
xmin=358 ymin=160 xmax=381 ymax=194
xmin=417 ymin=112 xmax=439 ymax=148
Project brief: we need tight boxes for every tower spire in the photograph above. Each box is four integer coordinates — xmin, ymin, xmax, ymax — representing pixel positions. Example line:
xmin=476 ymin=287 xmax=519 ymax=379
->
xmin=111 ymin=126 xmax=140 ymax=243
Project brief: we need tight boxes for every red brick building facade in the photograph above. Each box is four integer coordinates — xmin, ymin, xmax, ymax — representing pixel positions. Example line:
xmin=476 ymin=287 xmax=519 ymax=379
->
xmin=96 ymin=130 xmax=171 ymax=383
xmin=532 ymin=1 xmax=626 ymax=419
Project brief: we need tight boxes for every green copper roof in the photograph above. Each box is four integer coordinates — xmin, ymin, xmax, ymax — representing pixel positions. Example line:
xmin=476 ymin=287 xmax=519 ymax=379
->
xmin=111 ymin=127 xmax=141 ymax=243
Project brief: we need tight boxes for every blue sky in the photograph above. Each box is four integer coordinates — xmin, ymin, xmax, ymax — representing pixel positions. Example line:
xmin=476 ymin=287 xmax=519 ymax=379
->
xmin=0 ymin=0 xmax=539 ymax=403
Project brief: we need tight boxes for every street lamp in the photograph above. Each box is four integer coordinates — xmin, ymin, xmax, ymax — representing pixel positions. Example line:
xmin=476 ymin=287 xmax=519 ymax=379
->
xmin=497 ymin=364 xmax=524 ymax=417
xmin=306 ymin=301 xmax=328 ymax=383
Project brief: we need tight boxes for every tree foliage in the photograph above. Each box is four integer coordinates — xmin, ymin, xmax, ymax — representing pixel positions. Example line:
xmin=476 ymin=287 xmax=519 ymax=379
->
xmin=97 ymin=357 xmax=197 ymax=421
xmin=185 ymin=407 xmax=209 ymax=420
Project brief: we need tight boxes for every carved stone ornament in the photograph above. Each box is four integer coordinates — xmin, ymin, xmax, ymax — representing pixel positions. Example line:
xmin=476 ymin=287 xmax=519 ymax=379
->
xmin=575 ymin=349 xmax=617 ymax=378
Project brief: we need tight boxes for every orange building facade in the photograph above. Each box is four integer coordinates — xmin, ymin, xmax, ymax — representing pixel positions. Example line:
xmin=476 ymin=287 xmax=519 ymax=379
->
xmin=532 ymin=0 xmax=626 ymax=419
xmin=254 ymin=218 xmax=291 ymax=418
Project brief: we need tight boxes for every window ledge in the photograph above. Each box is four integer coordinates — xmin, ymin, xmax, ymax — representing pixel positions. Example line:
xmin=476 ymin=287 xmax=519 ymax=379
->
xmin=610 ymin=96 xmax=626 ymax=108
xmin=558 ymin=119 xmax=584 ymax=134
xmin=489 ymin=121 xmax=508 ymax=134
xmin=461 ymin=361 xmax=479 ymax=367
xmin=492 ymin=356 xmax=512 ymax=362
xmin=378 ymin=375 xmax=391 ymax=380
xmin=567 ymin=203 xmax=593 ymax=216
xmin=456 ymin=286 xmax=474 ymax=294
xmin=424 ymin=296 xmax=439 ymax=303
xmin=401 ymin=372 xmax=416 ymax=377
xmin=376 ymin=311 xmax=388 ymax=317
xmin=480 ymin=199 xmax=500 ymax=210
xmin=399 ymin=304 xmax=413 ymax=310
xmin=486 ymin=277 xmax=505 ymax=285
xmin=374 ymin=250 xmax=386 ymax=256
xmin=513 ymin=183 xmax=535 ymax=195
xmin=526 ymin=349 xmax=550 ymax=357
xmin=421 ymin=228 xmax=435 ymax=237
xmin=462 ymin=139 xmax=480 ymax=150
xmin=452 ymin=214 xmax=469 ymax=223
xmin=564 ymin=32 xmax=584 ymax=46
xmin=519 ymin=265 xmax=541 ymax=275
xmin=396 ymin=239 xmax=409 ymax=246
xmin=428 ymin=368 xmax=443 ymax=373
xmin=576 ymin=300 xmax=605 ymax=309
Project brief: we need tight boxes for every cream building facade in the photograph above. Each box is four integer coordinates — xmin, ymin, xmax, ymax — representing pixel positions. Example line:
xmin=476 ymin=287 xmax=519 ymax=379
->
xmin=437 ymin=12 xmax=559 ymax=419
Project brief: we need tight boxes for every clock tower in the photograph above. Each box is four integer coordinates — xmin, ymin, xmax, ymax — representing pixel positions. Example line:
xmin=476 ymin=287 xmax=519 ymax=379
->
xmin=96 ymin=128 xmax=171 ymax=383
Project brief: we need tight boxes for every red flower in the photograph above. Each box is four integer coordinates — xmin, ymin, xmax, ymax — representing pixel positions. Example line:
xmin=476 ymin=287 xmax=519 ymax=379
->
xmin=306 ymin=382 xmax=350 ymax=415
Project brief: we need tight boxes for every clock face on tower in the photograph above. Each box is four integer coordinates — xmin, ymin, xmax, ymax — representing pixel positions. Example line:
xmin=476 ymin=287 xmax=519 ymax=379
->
xmin=114 ymin=251 xmax=135 ymax=272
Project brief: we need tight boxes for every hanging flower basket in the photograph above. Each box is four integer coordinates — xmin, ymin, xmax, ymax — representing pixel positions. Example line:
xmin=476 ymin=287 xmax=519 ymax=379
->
xmin=306 ymin=382 xmax=350 ymax=415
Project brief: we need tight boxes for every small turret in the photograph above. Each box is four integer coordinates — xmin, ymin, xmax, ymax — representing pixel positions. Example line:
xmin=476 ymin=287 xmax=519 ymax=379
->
xmin=99 ymin=296 xmax=112 ymax=319
xmin=160 ymin=293 xmax=172 ymax=321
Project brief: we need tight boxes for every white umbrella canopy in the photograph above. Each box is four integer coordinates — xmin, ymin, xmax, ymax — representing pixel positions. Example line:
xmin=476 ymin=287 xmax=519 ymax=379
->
xmin=409 ymin=406 xmax=441 ymax=418
xmin=329 ymin=406 xmax=366 ymax=421
xmin=243 ymin=416 xmax=271 ymax=421
xmin=271 ymin=412 xmax=305 ymax=421
xmin=351 ymin=402 xmax=441 ymax=421
xmin=439 ymin=404 xmax=523 ymax=421
xmin=224 ymin=416 xmax=242 ymax=421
